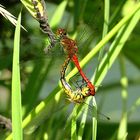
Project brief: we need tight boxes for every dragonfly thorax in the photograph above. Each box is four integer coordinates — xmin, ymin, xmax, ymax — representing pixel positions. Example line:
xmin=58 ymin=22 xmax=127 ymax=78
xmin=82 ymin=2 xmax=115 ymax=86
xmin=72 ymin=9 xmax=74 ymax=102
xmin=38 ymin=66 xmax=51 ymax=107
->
xmin=60 ymin=37 xmax=78 ymax=57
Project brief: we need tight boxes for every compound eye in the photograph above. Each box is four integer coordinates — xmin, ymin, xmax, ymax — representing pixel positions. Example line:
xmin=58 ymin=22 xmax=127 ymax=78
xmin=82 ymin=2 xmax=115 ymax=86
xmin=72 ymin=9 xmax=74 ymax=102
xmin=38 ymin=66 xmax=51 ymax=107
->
xmin=63 ymin=31 xmax=67 ymax=35
xmin=61 ymin=29 xmax=67 ymax=36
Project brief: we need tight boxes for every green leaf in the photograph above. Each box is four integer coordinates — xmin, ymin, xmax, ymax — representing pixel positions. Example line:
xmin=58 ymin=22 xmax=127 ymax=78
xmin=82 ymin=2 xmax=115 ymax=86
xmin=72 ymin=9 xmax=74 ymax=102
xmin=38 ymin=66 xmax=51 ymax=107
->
xmin=11 ymin=13 xmax=22 ymax=140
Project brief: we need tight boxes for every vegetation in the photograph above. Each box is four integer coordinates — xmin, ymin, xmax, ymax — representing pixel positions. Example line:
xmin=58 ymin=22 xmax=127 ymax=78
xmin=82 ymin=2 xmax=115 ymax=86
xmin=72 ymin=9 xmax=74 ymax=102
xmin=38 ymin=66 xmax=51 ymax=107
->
xmin=0 ymin=0 xmax=140 ymax=139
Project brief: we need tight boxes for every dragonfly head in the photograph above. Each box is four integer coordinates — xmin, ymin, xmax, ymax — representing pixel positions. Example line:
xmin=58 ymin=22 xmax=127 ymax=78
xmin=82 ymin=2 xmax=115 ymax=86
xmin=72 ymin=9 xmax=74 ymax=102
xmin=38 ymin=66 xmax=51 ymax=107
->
xmin=81 ymin=86 xmax=91 ymax=97
xmin=56 ymin=28 xmax=67 ymax=39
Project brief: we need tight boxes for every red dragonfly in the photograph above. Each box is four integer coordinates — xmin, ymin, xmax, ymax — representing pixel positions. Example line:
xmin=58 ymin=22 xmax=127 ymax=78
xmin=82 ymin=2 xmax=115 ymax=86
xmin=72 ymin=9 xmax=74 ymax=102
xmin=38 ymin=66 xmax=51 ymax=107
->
xmin=56 ymin=28 xmax=96 ymax=96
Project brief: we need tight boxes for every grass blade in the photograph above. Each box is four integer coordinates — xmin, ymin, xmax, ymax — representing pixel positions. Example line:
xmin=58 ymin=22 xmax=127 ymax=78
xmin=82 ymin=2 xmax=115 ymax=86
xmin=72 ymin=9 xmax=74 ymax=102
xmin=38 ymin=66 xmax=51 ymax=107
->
xmin=0 ymin=4 xmax=26 ymax=31
xmin=117 ymin=54 xmax=128 ymax=140
xmin=71 ymin=105 xmax=78 ymax=140
xmin=10 ymin=13 xmax=23 ymax=140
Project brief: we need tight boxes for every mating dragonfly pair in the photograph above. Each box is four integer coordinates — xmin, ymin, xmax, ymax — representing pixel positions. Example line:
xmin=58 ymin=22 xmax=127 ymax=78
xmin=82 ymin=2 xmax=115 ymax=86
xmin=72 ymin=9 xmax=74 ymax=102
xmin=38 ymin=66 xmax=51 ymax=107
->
xmin=22 ymin=0 xmax=96 ymax=103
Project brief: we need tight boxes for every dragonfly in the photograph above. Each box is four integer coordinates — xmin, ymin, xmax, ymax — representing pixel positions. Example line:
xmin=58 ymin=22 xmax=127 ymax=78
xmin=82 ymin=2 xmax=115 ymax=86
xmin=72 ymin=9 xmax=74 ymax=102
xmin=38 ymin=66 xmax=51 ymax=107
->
xmin=60 ymin=56 xmax=92 ymax=103
xmin=57 ymin=28 xmax=96 ymax=96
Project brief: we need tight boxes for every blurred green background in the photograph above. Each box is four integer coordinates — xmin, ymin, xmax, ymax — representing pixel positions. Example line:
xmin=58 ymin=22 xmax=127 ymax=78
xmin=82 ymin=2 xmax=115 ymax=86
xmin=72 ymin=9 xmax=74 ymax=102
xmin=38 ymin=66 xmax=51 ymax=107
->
xmin=0 ymin=0 xmax=140 ymax=139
